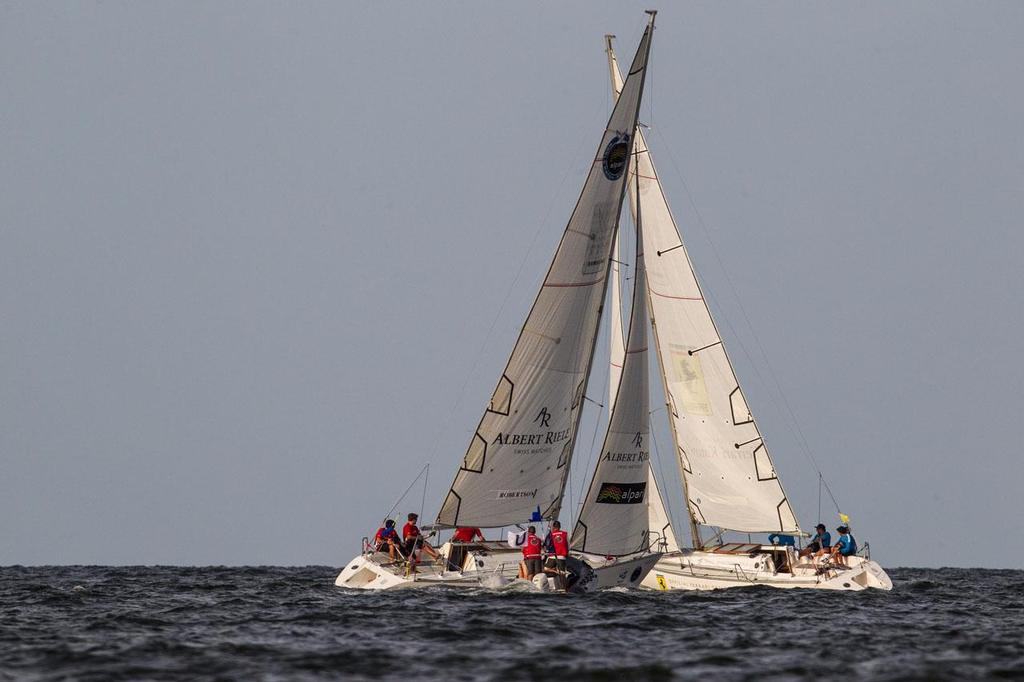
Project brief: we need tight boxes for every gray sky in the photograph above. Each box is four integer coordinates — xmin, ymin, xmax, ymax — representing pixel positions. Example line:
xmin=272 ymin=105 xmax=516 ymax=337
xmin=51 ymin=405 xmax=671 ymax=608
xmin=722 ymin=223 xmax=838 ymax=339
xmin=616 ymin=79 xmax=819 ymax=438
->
xmin=2 ymin=2 xmax=1021 ymax=568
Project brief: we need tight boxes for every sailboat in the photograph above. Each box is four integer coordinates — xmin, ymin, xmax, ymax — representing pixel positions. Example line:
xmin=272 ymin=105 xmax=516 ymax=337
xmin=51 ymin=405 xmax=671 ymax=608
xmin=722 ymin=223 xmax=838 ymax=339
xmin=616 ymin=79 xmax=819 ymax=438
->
xmin=335 ymin=14 xmax=664 ymax=592
xmin=603 ymin=37 xmax=892 ymax=591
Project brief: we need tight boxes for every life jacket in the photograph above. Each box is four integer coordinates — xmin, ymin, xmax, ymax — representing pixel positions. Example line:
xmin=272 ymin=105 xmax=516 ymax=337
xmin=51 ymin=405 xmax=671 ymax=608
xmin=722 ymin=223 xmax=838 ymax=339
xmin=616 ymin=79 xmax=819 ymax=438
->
xmin=375 ymin=528 xmax=396 ymax=544
xmin=549 ymin=529 xmax=569 ymax=557
xmin=522 ymin=533 xmax=542 ymax=559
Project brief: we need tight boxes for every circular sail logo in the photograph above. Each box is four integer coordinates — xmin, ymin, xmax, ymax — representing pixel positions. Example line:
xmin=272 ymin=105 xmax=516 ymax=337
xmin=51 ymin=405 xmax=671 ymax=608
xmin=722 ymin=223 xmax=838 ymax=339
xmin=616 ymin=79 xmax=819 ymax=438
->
xmin=602 ymin=133 xmax=631 ymax=180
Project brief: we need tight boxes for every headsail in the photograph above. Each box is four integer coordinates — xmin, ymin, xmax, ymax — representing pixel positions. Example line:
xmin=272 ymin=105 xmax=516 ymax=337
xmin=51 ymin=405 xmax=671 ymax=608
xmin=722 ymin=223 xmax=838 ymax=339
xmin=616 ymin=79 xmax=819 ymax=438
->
xmin=608 ymin=38 xmax=800 ymax=535
xmin=571 ymin=179 xmax=652 ymax=557
xmin=436 ymin=18 xmax=656 ymax=529
xmin=606 ymin=35 xmax=681 ymax=554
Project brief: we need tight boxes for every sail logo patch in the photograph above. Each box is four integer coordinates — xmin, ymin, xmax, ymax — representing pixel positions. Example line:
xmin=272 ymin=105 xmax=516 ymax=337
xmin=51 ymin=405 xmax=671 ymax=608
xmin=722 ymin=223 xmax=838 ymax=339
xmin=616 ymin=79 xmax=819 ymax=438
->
xmin=534 ymin=407 xmax=552 ymax=428
xmin=595 ymin=481 xmax=646 ymax=504
xmin=495 ymin=489 xmax=538 ymax=500
xmin=582 ymin=202 xmax=612 ymax=275
xmin=669 ymin=343 xmax=712 ymax=416
xmin=602 ymin=133 xmax=631 ymax=180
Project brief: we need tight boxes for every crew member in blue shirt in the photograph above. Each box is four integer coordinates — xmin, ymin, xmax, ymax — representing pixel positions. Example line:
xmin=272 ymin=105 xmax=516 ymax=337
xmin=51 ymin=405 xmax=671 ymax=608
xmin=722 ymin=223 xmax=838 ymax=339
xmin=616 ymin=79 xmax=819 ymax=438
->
xmin=829 ymin=525 xmax=857 ymax=566
xmin=802 ymin=523 xmax=831 ymax=558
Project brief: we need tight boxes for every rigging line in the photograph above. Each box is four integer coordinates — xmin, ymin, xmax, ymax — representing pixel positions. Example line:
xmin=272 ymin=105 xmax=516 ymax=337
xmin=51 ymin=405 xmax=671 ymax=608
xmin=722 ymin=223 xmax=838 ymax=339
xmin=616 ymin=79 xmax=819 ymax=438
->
xmin=648 ymin=27 xmax=654 ymax=137
xmin=821 ymin=475 xmax=841 ymax=514
xmin=567 ymin=450 xmax=574 ymax=528
xmin=381 ymin=464 xmax=430 ymax=528
xmin=817 ymin=473 xmax=822 ymax=523
xmin=650 ymin=124 xmax=840 ymax=507
xmin=418 ymin=126 xmax=598 ymax=478
xmin=419 ymin=464 xmax=429 ymax=525
xmin=574 ymin=346 xmax=611 ymax=519
xmin=648 ymin=414 xmax=682 ymax=545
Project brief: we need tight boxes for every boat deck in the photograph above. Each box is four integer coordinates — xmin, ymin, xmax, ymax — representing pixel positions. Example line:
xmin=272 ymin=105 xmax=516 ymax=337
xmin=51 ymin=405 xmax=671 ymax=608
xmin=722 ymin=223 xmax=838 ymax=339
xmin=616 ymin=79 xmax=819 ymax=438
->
xmin=706 ymin=543 xmax=764 ymax=555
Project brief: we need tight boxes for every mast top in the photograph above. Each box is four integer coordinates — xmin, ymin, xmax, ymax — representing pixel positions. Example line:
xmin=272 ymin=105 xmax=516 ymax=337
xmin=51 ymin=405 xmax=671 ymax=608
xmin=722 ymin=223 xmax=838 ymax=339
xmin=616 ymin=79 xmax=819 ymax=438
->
xmin=646 ymin=10 xmax=658 ymax=25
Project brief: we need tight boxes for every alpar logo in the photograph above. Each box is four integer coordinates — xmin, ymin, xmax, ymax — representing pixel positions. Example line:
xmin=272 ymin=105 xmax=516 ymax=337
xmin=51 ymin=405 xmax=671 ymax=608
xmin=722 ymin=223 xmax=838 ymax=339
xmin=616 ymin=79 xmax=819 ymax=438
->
xmin=596 ymin=481 xmax=647 ymax=504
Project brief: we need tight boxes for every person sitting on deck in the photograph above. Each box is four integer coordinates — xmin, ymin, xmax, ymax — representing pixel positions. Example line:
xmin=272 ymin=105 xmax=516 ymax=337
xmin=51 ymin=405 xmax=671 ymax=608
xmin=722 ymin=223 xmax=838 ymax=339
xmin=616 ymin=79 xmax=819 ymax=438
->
xmin=452 ymin=526 xmax=484 ymax=543
xmin=801 ymin=524 xmax=832 ymax=559
xmin=828 ymin=525 xmax=857 ymax=566
xmin=373 ymin=519 xmax=402 ymax=561
xmin=402 ymin=513 xmax=440 ymax=566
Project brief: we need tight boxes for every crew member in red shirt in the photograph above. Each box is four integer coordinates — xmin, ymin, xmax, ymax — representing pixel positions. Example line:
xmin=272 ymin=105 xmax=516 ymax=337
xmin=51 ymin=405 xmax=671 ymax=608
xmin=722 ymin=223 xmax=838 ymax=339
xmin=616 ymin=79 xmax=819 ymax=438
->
xmin=520 ymin=525 xmax=543 ymax=580
xmin=452 ymin=526 xmax=484 ymax=543
xmin=402 ymin=512 xmax=440 ymax=566
xmin=544 ymin=520 xmax=570 ymax=590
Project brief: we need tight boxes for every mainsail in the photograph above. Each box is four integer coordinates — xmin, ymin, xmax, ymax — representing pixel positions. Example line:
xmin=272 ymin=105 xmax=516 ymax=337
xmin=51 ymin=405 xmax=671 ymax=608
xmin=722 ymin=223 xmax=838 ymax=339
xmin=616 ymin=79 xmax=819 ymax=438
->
xmin=436 ymin=18 xmax=656 ymax=528
xmin=607 ymin=39 xmax=800 ymax=535
xmin=571 ymin=180 xmax=652 ymax=557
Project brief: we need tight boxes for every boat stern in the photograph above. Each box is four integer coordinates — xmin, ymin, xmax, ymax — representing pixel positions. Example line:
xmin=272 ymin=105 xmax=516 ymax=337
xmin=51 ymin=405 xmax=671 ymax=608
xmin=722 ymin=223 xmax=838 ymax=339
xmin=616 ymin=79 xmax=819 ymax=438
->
xmin=578 ymin=553 xmax=662 ymax=592
xmin=334 ymin=554 xmax=414 ymax=590
xmin=853 ymin=558 xmax=894 ymax=590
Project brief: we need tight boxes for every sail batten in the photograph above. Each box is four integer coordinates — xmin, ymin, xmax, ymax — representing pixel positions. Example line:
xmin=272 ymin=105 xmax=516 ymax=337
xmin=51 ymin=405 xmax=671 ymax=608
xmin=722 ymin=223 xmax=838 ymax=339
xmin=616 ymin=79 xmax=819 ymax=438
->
xmin=436 ymin=23 xmax=656 ymax=529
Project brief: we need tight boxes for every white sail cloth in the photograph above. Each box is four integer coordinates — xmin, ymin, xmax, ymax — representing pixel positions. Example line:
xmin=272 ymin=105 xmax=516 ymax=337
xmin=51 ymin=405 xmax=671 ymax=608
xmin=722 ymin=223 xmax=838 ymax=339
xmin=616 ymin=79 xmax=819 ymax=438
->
xmin=572 ymin=238 xmax=652 ymax=556
xmin=436 ymin=23 xmax=655 ymax=529
xmin=609 ymin=41 xmax=799 ymax=534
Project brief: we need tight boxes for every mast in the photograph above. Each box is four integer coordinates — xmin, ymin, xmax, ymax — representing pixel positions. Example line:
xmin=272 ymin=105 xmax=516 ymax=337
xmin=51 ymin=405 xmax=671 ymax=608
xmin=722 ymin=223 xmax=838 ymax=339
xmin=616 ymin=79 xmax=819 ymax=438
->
xmin=606 ymin=36 xmax=799 ymax=537
xmin=646 ymin=245 xmax=704 ymax=549
xmin=602 ymin=33 xmax=684 ymax=552
xmin=436 ymin=16 xmax=656 ymax=529
xmin=605 ymin=35 xmax=626 ymax=416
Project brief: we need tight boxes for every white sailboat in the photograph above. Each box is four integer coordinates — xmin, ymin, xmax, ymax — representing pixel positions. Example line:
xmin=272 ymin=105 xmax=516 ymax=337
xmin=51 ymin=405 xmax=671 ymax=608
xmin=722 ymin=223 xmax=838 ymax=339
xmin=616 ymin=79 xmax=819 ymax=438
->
xmin=604 ymin=37 xmax=892 ymax=591
xmin=335 ymin=14 xmax=663 ymax=592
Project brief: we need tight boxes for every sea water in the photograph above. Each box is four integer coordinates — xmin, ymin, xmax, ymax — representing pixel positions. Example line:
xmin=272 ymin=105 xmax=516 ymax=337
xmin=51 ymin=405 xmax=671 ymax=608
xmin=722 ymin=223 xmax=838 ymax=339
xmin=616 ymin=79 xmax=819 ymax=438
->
xmin=1 ymin=566 xmax=1021 ymax=680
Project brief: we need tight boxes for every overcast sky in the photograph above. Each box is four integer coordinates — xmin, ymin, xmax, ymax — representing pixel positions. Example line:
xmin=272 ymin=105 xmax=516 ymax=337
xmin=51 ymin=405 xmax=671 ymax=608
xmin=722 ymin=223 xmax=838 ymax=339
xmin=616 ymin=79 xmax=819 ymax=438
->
xmin=2 ymin=2 xmax=1021 ymax=568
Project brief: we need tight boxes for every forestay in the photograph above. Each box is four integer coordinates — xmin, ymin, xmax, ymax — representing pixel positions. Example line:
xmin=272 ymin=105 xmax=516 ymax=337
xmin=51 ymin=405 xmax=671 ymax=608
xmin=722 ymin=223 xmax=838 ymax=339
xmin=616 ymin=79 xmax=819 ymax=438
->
xmin=572 ymin=215 xmax=652 ymax=557
xmin=436 ymin=21 xmax=656 ymax=529
xmin=608 ymin=40 xmax=800 ymax=534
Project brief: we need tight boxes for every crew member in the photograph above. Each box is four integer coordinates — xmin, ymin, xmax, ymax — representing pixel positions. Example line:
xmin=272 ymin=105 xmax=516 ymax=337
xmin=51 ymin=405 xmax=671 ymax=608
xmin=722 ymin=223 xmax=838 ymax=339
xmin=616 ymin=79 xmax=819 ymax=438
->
xmin=544 ymin=520 xmax=570 ymax=590
xmin=521 ymin=526 xmax=543 ymax=580
xmin=801 ymin=523 xmax=831 ymax=559
xmin=402 ymin=513 xmax=440 ymax=565
xmin=373 ymin=519 xmax=402 ymax=561
xmin=829 ymin=525 xmax=857 ymax=566
xmin=452 ymin=526 xmax=484 ymax=543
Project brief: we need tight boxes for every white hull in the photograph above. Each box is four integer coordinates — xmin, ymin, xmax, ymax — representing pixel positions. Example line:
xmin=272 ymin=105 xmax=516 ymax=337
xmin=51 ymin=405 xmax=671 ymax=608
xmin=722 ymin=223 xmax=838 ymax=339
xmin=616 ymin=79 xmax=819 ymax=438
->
xmin=334 ymin=542 xmax=661 ymax=593
xmin=641 ymin=546 xmax=893 ymax=592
